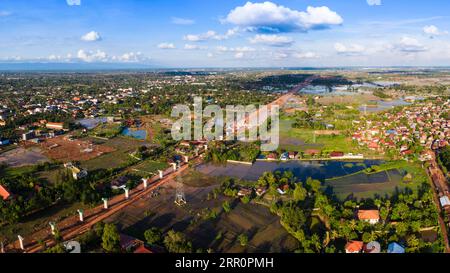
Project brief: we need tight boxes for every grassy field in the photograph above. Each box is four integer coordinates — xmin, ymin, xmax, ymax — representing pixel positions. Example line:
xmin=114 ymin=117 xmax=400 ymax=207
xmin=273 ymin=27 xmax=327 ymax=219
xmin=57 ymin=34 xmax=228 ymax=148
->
xmin=279 ymin=118 xmax=378 ymax=156
xmin=80 ymin=136 xmax=148 ymax=171
xmin=131 ymin=160 xmax=168 ymax=177
xmin=324 ymin=161 xmax=427 ymax=200
xmin=90 ymin=123 xmax=123 ymax=139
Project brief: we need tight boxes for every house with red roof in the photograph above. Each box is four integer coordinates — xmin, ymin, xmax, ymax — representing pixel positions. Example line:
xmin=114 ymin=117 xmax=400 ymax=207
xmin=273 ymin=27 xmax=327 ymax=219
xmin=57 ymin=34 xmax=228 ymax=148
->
xmin=305 ymin=149 xmax=320 ymax=156
xmin=330 ymin=151 xmax=344 ymax=158
xmin=357 ymin=210 xmax=380 ymax=225
xmin=133 ymin=245 xmax=153 ymax=254
xmin=0 ymin=185 xmax=11 ymax=201
xmin=345 ymin=241 xmax=364 ymax=253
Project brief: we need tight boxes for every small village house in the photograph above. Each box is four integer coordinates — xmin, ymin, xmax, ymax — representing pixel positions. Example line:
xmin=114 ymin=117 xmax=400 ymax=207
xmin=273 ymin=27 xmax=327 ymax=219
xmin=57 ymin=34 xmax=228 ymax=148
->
xmin=0 ymin=185 xmax=11 ymax=201
xmin=345 ymin=241 xmax=364 ymax=253
xmin=357 ymin=210 xmax=380 ymax=225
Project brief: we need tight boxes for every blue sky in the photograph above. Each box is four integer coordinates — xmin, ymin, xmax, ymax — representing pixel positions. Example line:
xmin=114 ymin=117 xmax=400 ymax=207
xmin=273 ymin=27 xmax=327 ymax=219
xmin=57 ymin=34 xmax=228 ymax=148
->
xmin=0 ymin=0 xmax=450 ymax=67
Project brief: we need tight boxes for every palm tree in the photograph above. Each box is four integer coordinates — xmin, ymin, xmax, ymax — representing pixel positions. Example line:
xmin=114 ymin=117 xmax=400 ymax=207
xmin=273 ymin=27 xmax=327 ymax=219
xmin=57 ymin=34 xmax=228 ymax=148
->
xmin=349 ymin=219 xmax=357 ymax=231
xmin=374 ymin=199 xmax=382 ymax=209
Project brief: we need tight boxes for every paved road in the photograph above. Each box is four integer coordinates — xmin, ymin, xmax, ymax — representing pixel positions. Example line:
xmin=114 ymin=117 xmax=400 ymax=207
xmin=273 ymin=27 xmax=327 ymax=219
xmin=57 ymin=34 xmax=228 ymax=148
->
xmin=243 ymin=75 xmax=319 ymax=128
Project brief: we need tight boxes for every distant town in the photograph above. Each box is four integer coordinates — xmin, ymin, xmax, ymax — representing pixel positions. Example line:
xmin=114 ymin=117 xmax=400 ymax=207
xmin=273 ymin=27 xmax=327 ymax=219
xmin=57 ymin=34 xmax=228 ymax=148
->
xmin=0 ymin=68 xmax=449 ymax=254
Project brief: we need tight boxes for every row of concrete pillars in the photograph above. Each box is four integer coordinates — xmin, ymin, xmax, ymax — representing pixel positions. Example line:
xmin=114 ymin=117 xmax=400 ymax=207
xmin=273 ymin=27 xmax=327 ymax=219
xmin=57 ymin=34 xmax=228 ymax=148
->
xmin=14 ymin=153 xmax=196 ymax=251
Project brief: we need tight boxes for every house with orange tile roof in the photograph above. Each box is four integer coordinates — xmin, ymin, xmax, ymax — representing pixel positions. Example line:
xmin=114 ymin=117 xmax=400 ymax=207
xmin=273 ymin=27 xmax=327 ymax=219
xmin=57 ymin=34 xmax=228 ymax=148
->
xmin=0 ymin=184 xmax=11 ymax=201
xmin=133 ymin=245 xmax=152 ymax=254
xmin=345 ymin=241 xmax=364 ymax=253
xmin=357 ymin=210 xmax=380 ymax=224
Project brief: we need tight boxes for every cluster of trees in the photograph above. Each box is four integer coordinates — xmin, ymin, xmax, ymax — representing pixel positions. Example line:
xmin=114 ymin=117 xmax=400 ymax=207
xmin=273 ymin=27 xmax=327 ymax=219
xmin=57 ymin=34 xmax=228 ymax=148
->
xmin=373 ymin=89 xmax=393 ymax=99
xmin=264 ymin=170 xmax=444 ymax=253
xmin=292 ymin=111 xmax=326 ymax=130
xmin=392 ymin=84 xmax=448 ymax=95
xmin=0 ymin=111 xmax=78 ymax=140
xmin=310 ymin=76 xmax=352 ymax=87
xmin=144 ymin=227 xmax=194 ymax=253
xmin=0 ymin=163 xmax=59 ymax=224
xmin=225 ymin=143 xmax=261 ymax=163
xmin=43 ymin=222 xmax=120 ymax=253
xmin=257 ymin=171 xmax=300 ymax=194
xmin=0 ymin=161 xmax=109 ymax=226
xmin=204 ymin=142 xmax=260 ymax=164
xmin=438 ymin=146 xmax=450 ymax=174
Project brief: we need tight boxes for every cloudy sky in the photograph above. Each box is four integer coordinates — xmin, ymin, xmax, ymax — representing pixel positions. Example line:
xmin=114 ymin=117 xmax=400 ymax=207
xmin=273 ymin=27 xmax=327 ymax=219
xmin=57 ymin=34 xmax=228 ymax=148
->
xmin=1 ymin=0 xmax=450 ymax=67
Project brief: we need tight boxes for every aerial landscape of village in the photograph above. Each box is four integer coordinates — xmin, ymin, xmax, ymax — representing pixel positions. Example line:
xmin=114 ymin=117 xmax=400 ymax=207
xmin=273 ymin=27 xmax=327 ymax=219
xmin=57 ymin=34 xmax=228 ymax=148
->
xmin=0 ymin=0 xmax=449 ymax=260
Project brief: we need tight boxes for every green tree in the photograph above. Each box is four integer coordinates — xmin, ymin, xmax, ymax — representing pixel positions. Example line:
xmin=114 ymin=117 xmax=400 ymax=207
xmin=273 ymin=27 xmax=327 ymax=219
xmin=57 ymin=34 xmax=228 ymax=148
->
xmin=163 ymin=230 xmax=193 ymax=253
xmin=406 ymin=235 xmax=420 ymax=253
xmin=222 ymin=201 xmax=231 ymax=213
xmin=144 ymin=227 xmax=162 ymax=246
xmin=102 ymin=223 xmax=121 ymax=253
xmin=293 ymin=183 xmax=307 ymax=202
xmin=306 ymin=178 xmax=321 ymax=194
xmin=43 ymin=244 xmax=67 ymax=253
xmin=241 ymin=195 xmax=251 ymax=204
xmin=238 ymin=234 xmax=248 ymax=247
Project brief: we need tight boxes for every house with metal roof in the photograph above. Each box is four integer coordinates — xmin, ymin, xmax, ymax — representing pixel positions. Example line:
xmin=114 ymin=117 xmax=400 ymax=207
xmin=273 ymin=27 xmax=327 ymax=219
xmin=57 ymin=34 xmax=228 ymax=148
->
xmin=387 ymin=242 xmax=405 ymax=253
xmin=440 ymin=196 xmax=450 ymax=208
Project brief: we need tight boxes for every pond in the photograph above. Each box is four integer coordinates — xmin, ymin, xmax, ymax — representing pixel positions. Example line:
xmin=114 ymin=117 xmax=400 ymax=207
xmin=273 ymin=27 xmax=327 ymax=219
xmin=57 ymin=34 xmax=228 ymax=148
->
xmin=77 ymin=117 xmax=108 ymax=129
xmin=299 ymin=85 xmax=364 ymax=96
xmin=121 ymin=127 xmax=147 ymax=140
xmin=196 ymin=160 xmax=383 ymax=182
xmin=359 ymin=99 xmax=411 ymax=113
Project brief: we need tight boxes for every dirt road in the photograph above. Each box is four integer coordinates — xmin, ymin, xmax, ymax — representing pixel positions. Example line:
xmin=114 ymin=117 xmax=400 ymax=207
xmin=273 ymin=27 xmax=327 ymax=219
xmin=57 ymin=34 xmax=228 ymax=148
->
xmin=426 ymin=150 xmax=450 ymax=253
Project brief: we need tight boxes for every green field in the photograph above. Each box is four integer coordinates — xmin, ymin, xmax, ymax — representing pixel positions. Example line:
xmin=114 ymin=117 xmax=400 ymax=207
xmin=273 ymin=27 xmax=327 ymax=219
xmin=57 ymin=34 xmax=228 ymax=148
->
xmin=90 ymin=123 xmax=123 ymax=139
xmin=279 ymin=118 xmax=377 ymax=156
xmin=324 ymin=161 xmax=427 ymax=200
xmin=131 ymin=160 xmax=168 ymax=177
xmin=81 ymin=136 xmax=149 ymax=171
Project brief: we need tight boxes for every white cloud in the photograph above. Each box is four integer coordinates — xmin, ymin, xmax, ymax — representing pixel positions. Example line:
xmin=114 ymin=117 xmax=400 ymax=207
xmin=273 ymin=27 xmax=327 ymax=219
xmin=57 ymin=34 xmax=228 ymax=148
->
xmin=272 ymin=51 xmax=289 ymax=60
xmin=184 ymin=44 xmax=207 ymax=50
xmin=66 ymin=0 xmax=81 ymax=6
xmin=294 ymin=51 xmax=319 ymax=59
xmin=234 ymin=52 xmax=245 ymax=59
xmin=158 ymin=42 xmax=176 ymax=49
xmin=77 ymin=49 xmax=108 ymax=62
xmin=171 ymin=17 xmax=195 ymax=25
xmin=249 ymin=34 xmax=294 ymax=47
xmin=216 ymin=46 xmax=255 ymax=53
xmin=334 ymin=42 xmax=366 ymax=55
xmin=48 ymin=55 xmax=62 ymax=61
xmin=183 ymin=29 xmax=238 ymax=42
xmin=367 ymin=0 xmax=381 ymax=6
xmin=423 ymin=25 xmax=448 ymax=37
xmin=113 ymin=52 xmax=147 ymax=62
xmin=224 ymin=2 xmax=343 ymax=33
xmin=396 ymin=36 xmax=428 ymax=52
xmin=81 ymin=31 xmax=102 ymax=42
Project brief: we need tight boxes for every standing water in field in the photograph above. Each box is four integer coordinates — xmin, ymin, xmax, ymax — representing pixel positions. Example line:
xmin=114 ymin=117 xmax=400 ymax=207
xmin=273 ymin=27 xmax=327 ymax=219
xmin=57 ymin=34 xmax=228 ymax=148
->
xmin=197 ymin=160 xmax=383 ymax=182
xmin=121 ymin=127 xmax=147 ymax=140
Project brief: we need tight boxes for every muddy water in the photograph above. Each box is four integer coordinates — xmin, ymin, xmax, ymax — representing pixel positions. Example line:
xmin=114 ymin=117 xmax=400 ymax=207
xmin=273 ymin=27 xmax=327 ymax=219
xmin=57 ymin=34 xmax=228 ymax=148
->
xmin=197 ymin=160 xmax=383 ymax=182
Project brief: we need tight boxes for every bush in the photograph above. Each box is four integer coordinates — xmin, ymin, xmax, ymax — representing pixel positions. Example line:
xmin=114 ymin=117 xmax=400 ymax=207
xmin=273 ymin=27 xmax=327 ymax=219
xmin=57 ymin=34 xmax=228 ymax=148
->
xmin=222 ymin=201 xmax=231 ymax=213
xmin=238 ymin=234 xmax=248 ymax=246
xmin=144 ymin=227 xmax=162 ymax=246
